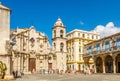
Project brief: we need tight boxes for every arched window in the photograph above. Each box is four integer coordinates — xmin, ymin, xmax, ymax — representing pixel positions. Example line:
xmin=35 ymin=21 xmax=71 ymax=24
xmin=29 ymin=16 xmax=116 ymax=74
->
xmin=60 ymin=30 xmax=64 ymax=38
xmin=60 ymin=42 xmax=64 ymax=52
xmin=54 ymin=30 xmax=56 ymax=38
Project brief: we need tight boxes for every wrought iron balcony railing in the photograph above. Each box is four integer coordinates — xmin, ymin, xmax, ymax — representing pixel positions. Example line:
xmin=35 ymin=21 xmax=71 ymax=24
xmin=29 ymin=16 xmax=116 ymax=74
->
xmin=84 ymin=45 xmax=120 ymax=56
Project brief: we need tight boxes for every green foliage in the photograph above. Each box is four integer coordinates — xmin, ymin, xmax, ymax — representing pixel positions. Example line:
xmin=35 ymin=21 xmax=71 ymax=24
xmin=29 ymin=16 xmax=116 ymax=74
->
xmin=0 ymin=61 xmax=7 ymax=76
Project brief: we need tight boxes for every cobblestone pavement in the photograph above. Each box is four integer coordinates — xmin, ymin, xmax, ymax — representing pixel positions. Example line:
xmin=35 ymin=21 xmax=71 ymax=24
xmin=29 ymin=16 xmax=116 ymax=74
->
xmin=10 ymin=73 xmax=120 ymax=81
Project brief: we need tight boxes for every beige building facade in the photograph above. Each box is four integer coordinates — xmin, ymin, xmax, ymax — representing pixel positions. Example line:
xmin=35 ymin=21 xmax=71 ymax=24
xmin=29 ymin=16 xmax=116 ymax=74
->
xmin=66 ymin=29 xmax=100 ymax=71
xmin=0 ymin=3 xmax=12 ymax=76
xmin=11 ymin=18 xmax=67 ymax=73
xmin=11 ymin=27 xmax=52 ymax=73
xmin=84 ymin=32 xmax=120 ymax=73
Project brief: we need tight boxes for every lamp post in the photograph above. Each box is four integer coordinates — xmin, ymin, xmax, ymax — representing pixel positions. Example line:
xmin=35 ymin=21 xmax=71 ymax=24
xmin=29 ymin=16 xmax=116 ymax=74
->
xmin=5 ymin=34 xmax=16 ymax=76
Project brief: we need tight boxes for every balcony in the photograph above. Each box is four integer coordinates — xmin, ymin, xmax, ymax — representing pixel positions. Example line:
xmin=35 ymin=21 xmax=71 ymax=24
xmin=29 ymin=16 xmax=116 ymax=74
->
xmin=84 ymin=45 xmax=120 ymax=57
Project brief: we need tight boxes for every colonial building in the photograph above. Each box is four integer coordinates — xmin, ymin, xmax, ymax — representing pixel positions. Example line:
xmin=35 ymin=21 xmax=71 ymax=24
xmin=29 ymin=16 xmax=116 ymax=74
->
xmin=11 ymin=18 xmax=67 ymax=74
xmin=0 ymin=3 xmax=12 ymax=76
xmin=84 ymin=32 xmax=120 ymax=73
xmin=66 ymin=29 xmax=100 ymax=71
xmin=11 ymin=27 xmax=53 ymax=73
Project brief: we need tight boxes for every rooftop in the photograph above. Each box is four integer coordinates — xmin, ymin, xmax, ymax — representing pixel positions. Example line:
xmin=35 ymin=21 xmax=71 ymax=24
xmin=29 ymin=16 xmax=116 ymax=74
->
xmin=0 ymin=2 xmax=10 ymax=10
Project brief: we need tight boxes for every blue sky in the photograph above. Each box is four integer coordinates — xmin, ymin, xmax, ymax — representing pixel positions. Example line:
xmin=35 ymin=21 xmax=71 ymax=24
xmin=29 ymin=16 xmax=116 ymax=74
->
xmin=1 ymin=0 xmax=120 ymax=43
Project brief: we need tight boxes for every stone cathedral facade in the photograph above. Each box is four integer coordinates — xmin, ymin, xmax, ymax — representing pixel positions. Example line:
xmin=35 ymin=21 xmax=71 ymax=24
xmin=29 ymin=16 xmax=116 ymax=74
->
xmin=11 ymin=18 xmax=67 ymax=74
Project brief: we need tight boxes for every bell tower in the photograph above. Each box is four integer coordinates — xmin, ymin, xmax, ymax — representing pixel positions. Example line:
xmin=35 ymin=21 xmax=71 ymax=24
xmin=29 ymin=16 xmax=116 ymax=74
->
xmin=52 ymin=18 xmax=67 ymax=72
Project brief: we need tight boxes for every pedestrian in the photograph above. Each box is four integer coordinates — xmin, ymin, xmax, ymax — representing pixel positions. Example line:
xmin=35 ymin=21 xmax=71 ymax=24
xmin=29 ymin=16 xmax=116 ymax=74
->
xmin=15 ymin=70 xmax=18 ymax=78
xmin=32 ymin=69 xmax=35 ymax=74
xmin=90 ymin=69 xmax=93 ymax=74
xmin=74 ymin=68 xmax=77 ymax=74
xmin=17 ymin=71 xmax=22 ymax=78
xmin=12 ymin=71 xmax=15 ymax=78
xmin=88 ymin=68 xmax=91 ymax=75
xmin=84 ymin=69 xmax=87 ymax=75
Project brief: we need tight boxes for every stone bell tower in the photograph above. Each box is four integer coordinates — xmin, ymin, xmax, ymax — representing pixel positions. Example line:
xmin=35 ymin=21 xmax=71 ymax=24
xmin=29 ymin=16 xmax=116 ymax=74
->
xmin=52 ymin=18 xmax=67 ymax=72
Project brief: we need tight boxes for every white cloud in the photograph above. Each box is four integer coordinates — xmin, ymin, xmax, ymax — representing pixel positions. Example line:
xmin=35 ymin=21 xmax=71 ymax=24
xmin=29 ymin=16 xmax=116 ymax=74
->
xmin=80 ymin=21 xmax=84 ymax=25
xmin=94 ymin=22 xmax=120 ymax=38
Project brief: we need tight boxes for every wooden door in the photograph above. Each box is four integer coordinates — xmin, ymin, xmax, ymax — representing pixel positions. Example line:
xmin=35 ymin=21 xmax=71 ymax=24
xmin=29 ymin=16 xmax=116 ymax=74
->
xmin=29 ymin=58 xmax=36 ymax=72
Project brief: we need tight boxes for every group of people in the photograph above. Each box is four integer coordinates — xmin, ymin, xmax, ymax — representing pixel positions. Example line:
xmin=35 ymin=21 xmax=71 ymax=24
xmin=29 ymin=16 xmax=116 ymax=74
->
xmin=39 ymin=68 xmax=93 ymax=75
xmin=66 ymin=68 xmax=93 ymax=75
xmin=12 ymin=68 xmax=93 ymax=78
xmin=12 ymin=70 xmax=22 ymax=78
xmin=39 ymin=69 xmax=64 ymax=74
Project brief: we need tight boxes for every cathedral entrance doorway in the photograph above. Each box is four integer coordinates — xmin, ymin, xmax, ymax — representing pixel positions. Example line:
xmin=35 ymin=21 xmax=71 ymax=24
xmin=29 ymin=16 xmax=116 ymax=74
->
xmin=29 ymin=58 xmax=36 ymax=72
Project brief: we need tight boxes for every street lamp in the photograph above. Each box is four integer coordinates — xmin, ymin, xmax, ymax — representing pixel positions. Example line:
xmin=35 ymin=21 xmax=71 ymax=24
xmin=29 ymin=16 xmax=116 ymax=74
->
xmin=5 ymin=34 xmax=16 ymax=74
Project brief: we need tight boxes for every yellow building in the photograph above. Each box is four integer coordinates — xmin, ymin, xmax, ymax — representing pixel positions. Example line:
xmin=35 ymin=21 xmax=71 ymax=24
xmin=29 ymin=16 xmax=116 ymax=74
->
xmin=66 ymin=29 xmax=100 ymax=71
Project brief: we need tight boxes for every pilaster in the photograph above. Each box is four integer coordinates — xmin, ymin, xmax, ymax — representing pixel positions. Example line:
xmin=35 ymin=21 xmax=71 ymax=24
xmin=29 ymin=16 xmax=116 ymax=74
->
xmin=112 ymin=53 xmax=116 ymax=73
xmin=102 ymin=56 xmax=106 ymax=73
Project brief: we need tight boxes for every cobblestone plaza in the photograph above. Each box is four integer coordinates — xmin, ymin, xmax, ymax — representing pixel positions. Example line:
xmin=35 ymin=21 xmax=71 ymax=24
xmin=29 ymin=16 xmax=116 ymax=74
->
xmin=6 ymin=73 xmax=120 ymax=81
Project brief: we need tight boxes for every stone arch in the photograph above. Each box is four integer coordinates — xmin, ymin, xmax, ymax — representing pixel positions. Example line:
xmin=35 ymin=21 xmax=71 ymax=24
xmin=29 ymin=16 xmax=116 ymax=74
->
xmin=96 ymin=57 xmax=103 ymax=73
xmin=105 ymin=55 xmax=113 ymax=73
xmin=60 ymin=30 xmax=64 ymax=38
xmin=116 ymin=54 xmax=120 ymax=73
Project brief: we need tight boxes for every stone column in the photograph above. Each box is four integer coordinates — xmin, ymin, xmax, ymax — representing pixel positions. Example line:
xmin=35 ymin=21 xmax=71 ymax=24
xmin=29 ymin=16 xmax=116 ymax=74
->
xmin=94 ymin=61 xmax=97 ymax=73
xmin=21 ymin=54 xmax=23 ymax=72
xmin=92 ymin=56 xmax=97 ymax=73
xmin=26 ymin=55 xmax=29 ymax=72
xmin=113 ymin=55 xmax=116 ymax=73
xmin=102 ymin=57 xmax=106 ymax=73
xmin=113 ymin=59 xmax=116 ymax=73
xmin=18 ymin=55 xmax=21 ymax=71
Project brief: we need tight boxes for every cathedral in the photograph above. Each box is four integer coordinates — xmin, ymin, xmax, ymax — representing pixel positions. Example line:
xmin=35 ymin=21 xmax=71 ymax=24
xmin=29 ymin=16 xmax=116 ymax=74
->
xmin=11 ymin=18 xmax=67 ymax=74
